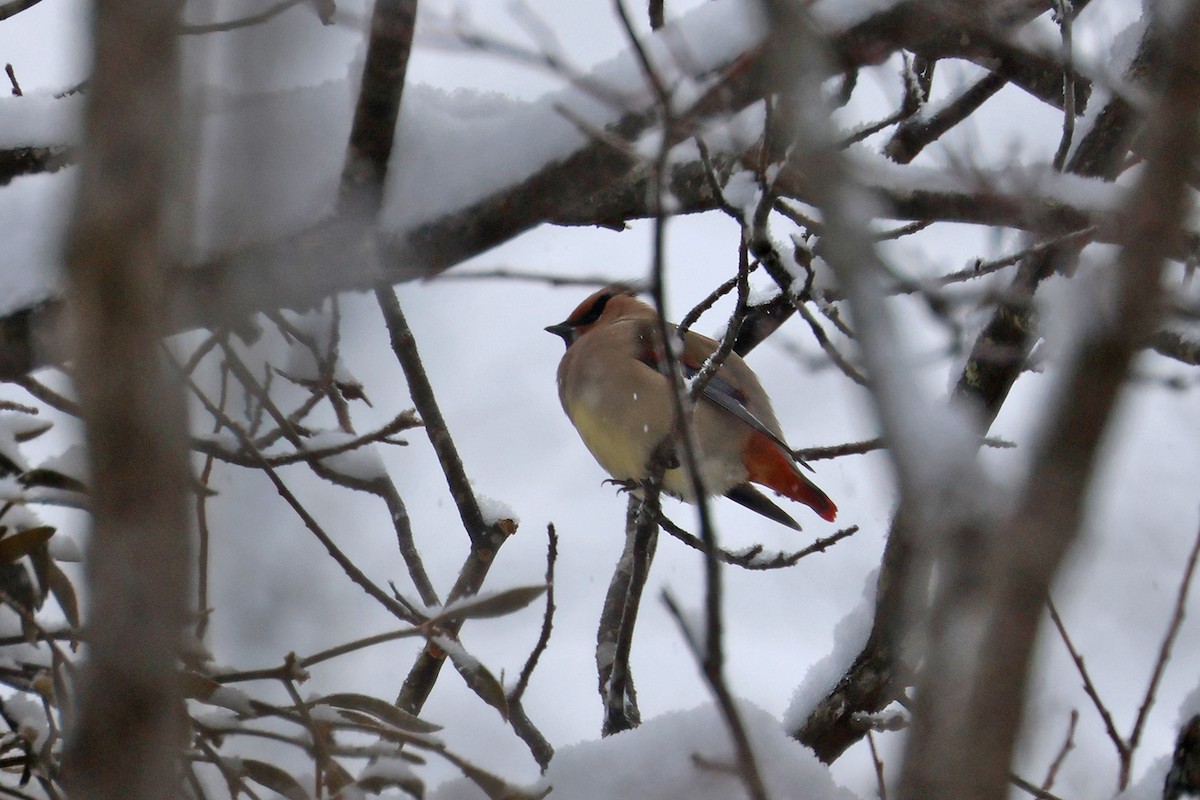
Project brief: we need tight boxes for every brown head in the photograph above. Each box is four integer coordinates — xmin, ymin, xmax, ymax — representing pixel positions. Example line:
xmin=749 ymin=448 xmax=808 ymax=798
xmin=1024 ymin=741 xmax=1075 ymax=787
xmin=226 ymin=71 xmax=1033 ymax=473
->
xmin=544 ymin=285 xmax=653 ymax=348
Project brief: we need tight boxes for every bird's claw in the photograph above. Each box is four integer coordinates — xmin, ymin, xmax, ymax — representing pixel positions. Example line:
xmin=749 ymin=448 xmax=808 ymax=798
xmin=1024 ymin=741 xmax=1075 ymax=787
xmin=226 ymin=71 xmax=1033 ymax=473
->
xmin=601 ymin=478 xmax=640 ymax=495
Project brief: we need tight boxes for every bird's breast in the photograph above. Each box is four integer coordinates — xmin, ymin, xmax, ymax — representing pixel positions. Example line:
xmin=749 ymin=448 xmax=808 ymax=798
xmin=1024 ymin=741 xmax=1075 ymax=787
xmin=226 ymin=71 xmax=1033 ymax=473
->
xmin=564 ymin=386 xmax=668 ymax=483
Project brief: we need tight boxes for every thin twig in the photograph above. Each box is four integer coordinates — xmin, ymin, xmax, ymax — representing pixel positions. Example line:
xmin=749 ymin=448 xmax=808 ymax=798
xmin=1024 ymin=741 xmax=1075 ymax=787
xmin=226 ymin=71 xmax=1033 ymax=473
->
xmin=511 ymin=524 xmax=558 ymax=704
xmin=374 ymin=288 xmax=493 ymax=546
xmin=1009 ymin=772 xmax=1068 ymax=800
xmin=507 ymin=525 xmax=558 ymax=770
xmin=688 ymin=254 xmax=751 ymax=403
xmin=866 ymin=729 xmax=887 ymax=800
xmin=173 ymin=355 xmax=416 ymax=623
xmin=1047 ymin=599 xmax=1128 ymax=763
xmin=192 ymin=411 xmax=419 ymax=467
xmin=195 ymin=360 xmax=230 ymax=642
xmin=662 ymin=590 xmax=770 ymax=800
xmin=437 ymin=269 xmax=634 ymax=288
xmin=1041 ymin=709 xmax=1077 ymax=794
xmin=793 ymin=300 xmax=869 ymax=386
xmin=1125 ymin=521 xmax=1200 ymax=783
xmin=179 ymin=0 xmax=306 ymax=34
xmin=678 ymin=271 xmax=739 ymax=336
xmin=5 ymin=64 xmax=22 ymax=97
xmin=10 ymin=375 xmax=80 ymax=417
xmin=1052 ymin=0 xmax=1077 ymax=171
xmin=219 ymin=338 xmax=440 ymax=607
xmin=379 ymin=288 xmax=514 ymax=715
xmin=657 ymin=513 xmax=858 ymax=569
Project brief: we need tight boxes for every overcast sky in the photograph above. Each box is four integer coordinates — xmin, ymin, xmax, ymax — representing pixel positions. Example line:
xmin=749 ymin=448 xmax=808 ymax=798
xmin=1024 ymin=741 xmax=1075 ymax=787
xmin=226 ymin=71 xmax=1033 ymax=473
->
xmin=2 ymin=1 xmax=1198 ymax=798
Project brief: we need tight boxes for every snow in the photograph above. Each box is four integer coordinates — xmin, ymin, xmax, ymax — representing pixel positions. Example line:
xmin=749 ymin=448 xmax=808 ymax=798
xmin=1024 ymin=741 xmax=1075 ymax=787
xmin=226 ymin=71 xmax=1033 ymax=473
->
xmin=0 ymin=2 xmax=1194 ymax=800
xmin=0 ymin=417 xmax=29 ymax=473
xmin=206 ymin=686 xmax=257 ymax=716
xmin=809 ymin=0 xmax=906 ymax=32
xmin=192 ymin=709 xmax=243 ymax=730
xmin=33 ymin=443 xmax=89 ymax=483
xmin=476 ymin=492 xmax=519 ymax=526
xmin=382 ymin=0 xmax=768 ymax=233
xmin=746 ymin=282 xmax=781 ymax=307
xmin=358 ymin=755 xmax=419 ymax=786
xmin=848 ymin=145 xmax=1125 ymax=215
xmin=0 ymin=170 xmax=71 ymax=316
xmin=1118 ymin=757 xmax=1172 ymax=800
xmin=784 ymin=569 xmax=877 ymax=730
xmin=195 ymin=430 xmax=242 ymax=452
xmin=431 ymin=634 xmax=481 ymax=674
xmin=306 ymin=705 xmax=346 ymax=724
xmin=192 ymin=79 xmax=355 ymax=254
xmin=47 ymin=532 xmax=81 ymax=562
xmin=721 ymin=169 xmax=760 ymax=219
xmin=431 ymin=701 xmax=862 ymax=800
xmin=4 ymin=692 xmax=49 ymax=749
xmin=302 ymin=430 xmax=388 ymax=482
xmin=0 ymin=93 xmax=83 ymax=148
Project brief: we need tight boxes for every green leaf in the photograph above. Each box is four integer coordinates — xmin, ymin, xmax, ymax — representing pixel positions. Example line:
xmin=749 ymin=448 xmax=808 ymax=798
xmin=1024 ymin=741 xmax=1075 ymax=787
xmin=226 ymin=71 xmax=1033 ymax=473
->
xmin=312 ymin=693 xmax=442 ymax=734
xmin=427 ymin=585 xmax=547 ymax=626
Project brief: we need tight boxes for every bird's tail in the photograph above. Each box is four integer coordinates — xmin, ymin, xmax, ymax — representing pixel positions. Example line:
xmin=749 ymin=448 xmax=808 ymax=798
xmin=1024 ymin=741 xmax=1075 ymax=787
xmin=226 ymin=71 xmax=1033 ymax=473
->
xmin=743 ymin=432 xmax=838 ymax=522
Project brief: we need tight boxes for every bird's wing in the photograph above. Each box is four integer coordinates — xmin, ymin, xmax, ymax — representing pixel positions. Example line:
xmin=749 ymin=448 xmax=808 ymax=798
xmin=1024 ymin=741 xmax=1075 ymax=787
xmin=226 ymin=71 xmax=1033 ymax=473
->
xmin=634 ymin=337 xmax=793 ymax=454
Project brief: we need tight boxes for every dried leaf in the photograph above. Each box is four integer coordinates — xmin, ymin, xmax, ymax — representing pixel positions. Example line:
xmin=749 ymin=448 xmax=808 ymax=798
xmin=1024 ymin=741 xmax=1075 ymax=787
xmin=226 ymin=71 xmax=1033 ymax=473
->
xmin=444 ymin=753 xmax=550 ymax=800
xmin=0 ymin=527 xmax=54 ymax=564
xmin=335 ymin=381 xmax=370 ymax=405
xmin=12 ymin=421 xmax=52 ymax=444
xmin=428 ymin=585 xmax=547 ymax=626
xmin=326 ymin=709 xmax=435 ymax=747
xmin=47 ymin=562 xmax=79 ymax=629
xmin=0 ymin=563 xmax=37 ymax=617
xmin=435 ymin=636 xmax=508 ymax=721
xmin=312 ymin=693 xmax=442 ymax=734
xmin=180 ymin=671 xmax=223 ymax=702
xmin=355 ymin=755 xmax=424 ymax=798
xmin=324 ymin=758 xmax=354 ymax=796
xmin=19 ymin=469 xmax=87 ymax=494
xmin=26 ymin=536 xmax=50 ymax=608
xmin=242 ymin=759 xmax=311 ymax=800
xmin=311 ymin=0 xmax=336 ymax=26
xmin=182 ymin=673 xmax=256 ymax=715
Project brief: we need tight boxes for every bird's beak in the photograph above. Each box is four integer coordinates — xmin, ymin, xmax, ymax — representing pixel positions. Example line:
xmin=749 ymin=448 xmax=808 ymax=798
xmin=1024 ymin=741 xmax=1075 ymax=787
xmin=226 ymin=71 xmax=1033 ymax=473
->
xmin=545 ymin=322 xmax=575 ymax=346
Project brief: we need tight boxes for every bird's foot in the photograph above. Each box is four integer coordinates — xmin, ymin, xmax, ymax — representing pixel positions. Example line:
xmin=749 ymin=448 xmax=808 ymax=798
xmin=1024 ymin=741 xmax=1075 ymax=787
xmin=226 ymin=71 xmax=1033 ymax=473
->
xmin=601 ymin=478 xmax=641 ymax=496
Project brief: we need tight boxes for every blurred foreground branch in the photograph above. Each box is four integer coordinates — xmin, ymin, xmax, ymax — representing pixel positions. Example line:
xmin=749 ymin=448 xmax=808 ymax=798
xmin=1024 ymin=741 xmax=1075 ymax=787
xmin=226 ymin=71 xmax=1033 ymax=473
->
xmin=59 ymin=3 xmax=192 ymax=799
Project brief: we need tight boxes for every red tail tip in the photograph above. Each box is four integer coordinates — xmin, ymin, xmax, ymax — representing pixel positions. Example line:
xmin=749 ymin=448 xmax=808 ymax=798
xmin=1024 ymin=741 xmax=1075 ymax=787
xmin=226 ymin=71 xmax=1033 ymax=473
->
xmin=744 ymin=432 xmax=838 ymax=522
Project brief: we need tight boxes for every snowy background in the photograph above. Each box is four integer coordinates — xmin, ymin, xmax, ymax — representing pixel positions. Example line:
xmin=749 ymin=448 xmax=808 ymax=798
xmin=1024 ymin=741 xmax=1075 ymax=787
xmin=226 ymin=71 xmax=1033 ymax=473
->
xmin=1 ymin=0 xmax=1199 ymax=798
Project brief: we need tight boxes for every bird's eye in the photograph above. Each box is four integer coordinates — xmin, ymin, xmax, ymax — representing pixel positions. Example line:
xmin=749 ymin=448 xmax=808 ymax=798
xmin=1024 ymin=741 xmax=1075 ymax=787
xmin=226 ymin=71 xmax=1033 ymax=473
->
xmin=573 ymin=291 xmax=614 ymax=325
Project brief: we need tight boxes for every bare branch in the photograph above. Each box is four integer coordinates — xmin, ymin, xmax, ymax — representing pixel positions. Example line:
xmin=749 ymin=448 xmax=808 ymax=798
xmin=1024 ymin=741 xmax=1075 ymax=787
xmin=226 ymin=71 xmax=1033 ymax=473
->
xmin=179 ymin=0 xmax=309 ymax=34
xmin=1127 ymin=522 xmax=1200 ymax=779
xmin=1047 ymin=600 xmax=1128 ymax=763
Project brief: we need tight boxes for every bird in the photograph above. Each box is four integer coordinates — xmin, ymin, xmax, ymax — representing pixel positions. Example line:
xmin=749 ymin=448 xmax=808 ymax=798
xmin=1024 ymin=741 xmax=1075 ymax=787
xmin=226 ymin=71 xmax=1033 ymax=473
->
xmin=545 ymin=285 xmax=836 ymax=529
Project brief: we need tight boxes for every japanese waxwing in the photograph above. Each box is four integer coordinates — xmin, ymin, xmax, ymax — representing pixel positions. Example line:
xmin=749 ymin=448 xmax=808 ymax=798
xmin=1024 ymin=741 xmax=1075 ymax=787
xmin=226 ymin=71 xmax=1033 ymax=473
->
xmin=546 ymin=285 xmax=836 ymax=529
